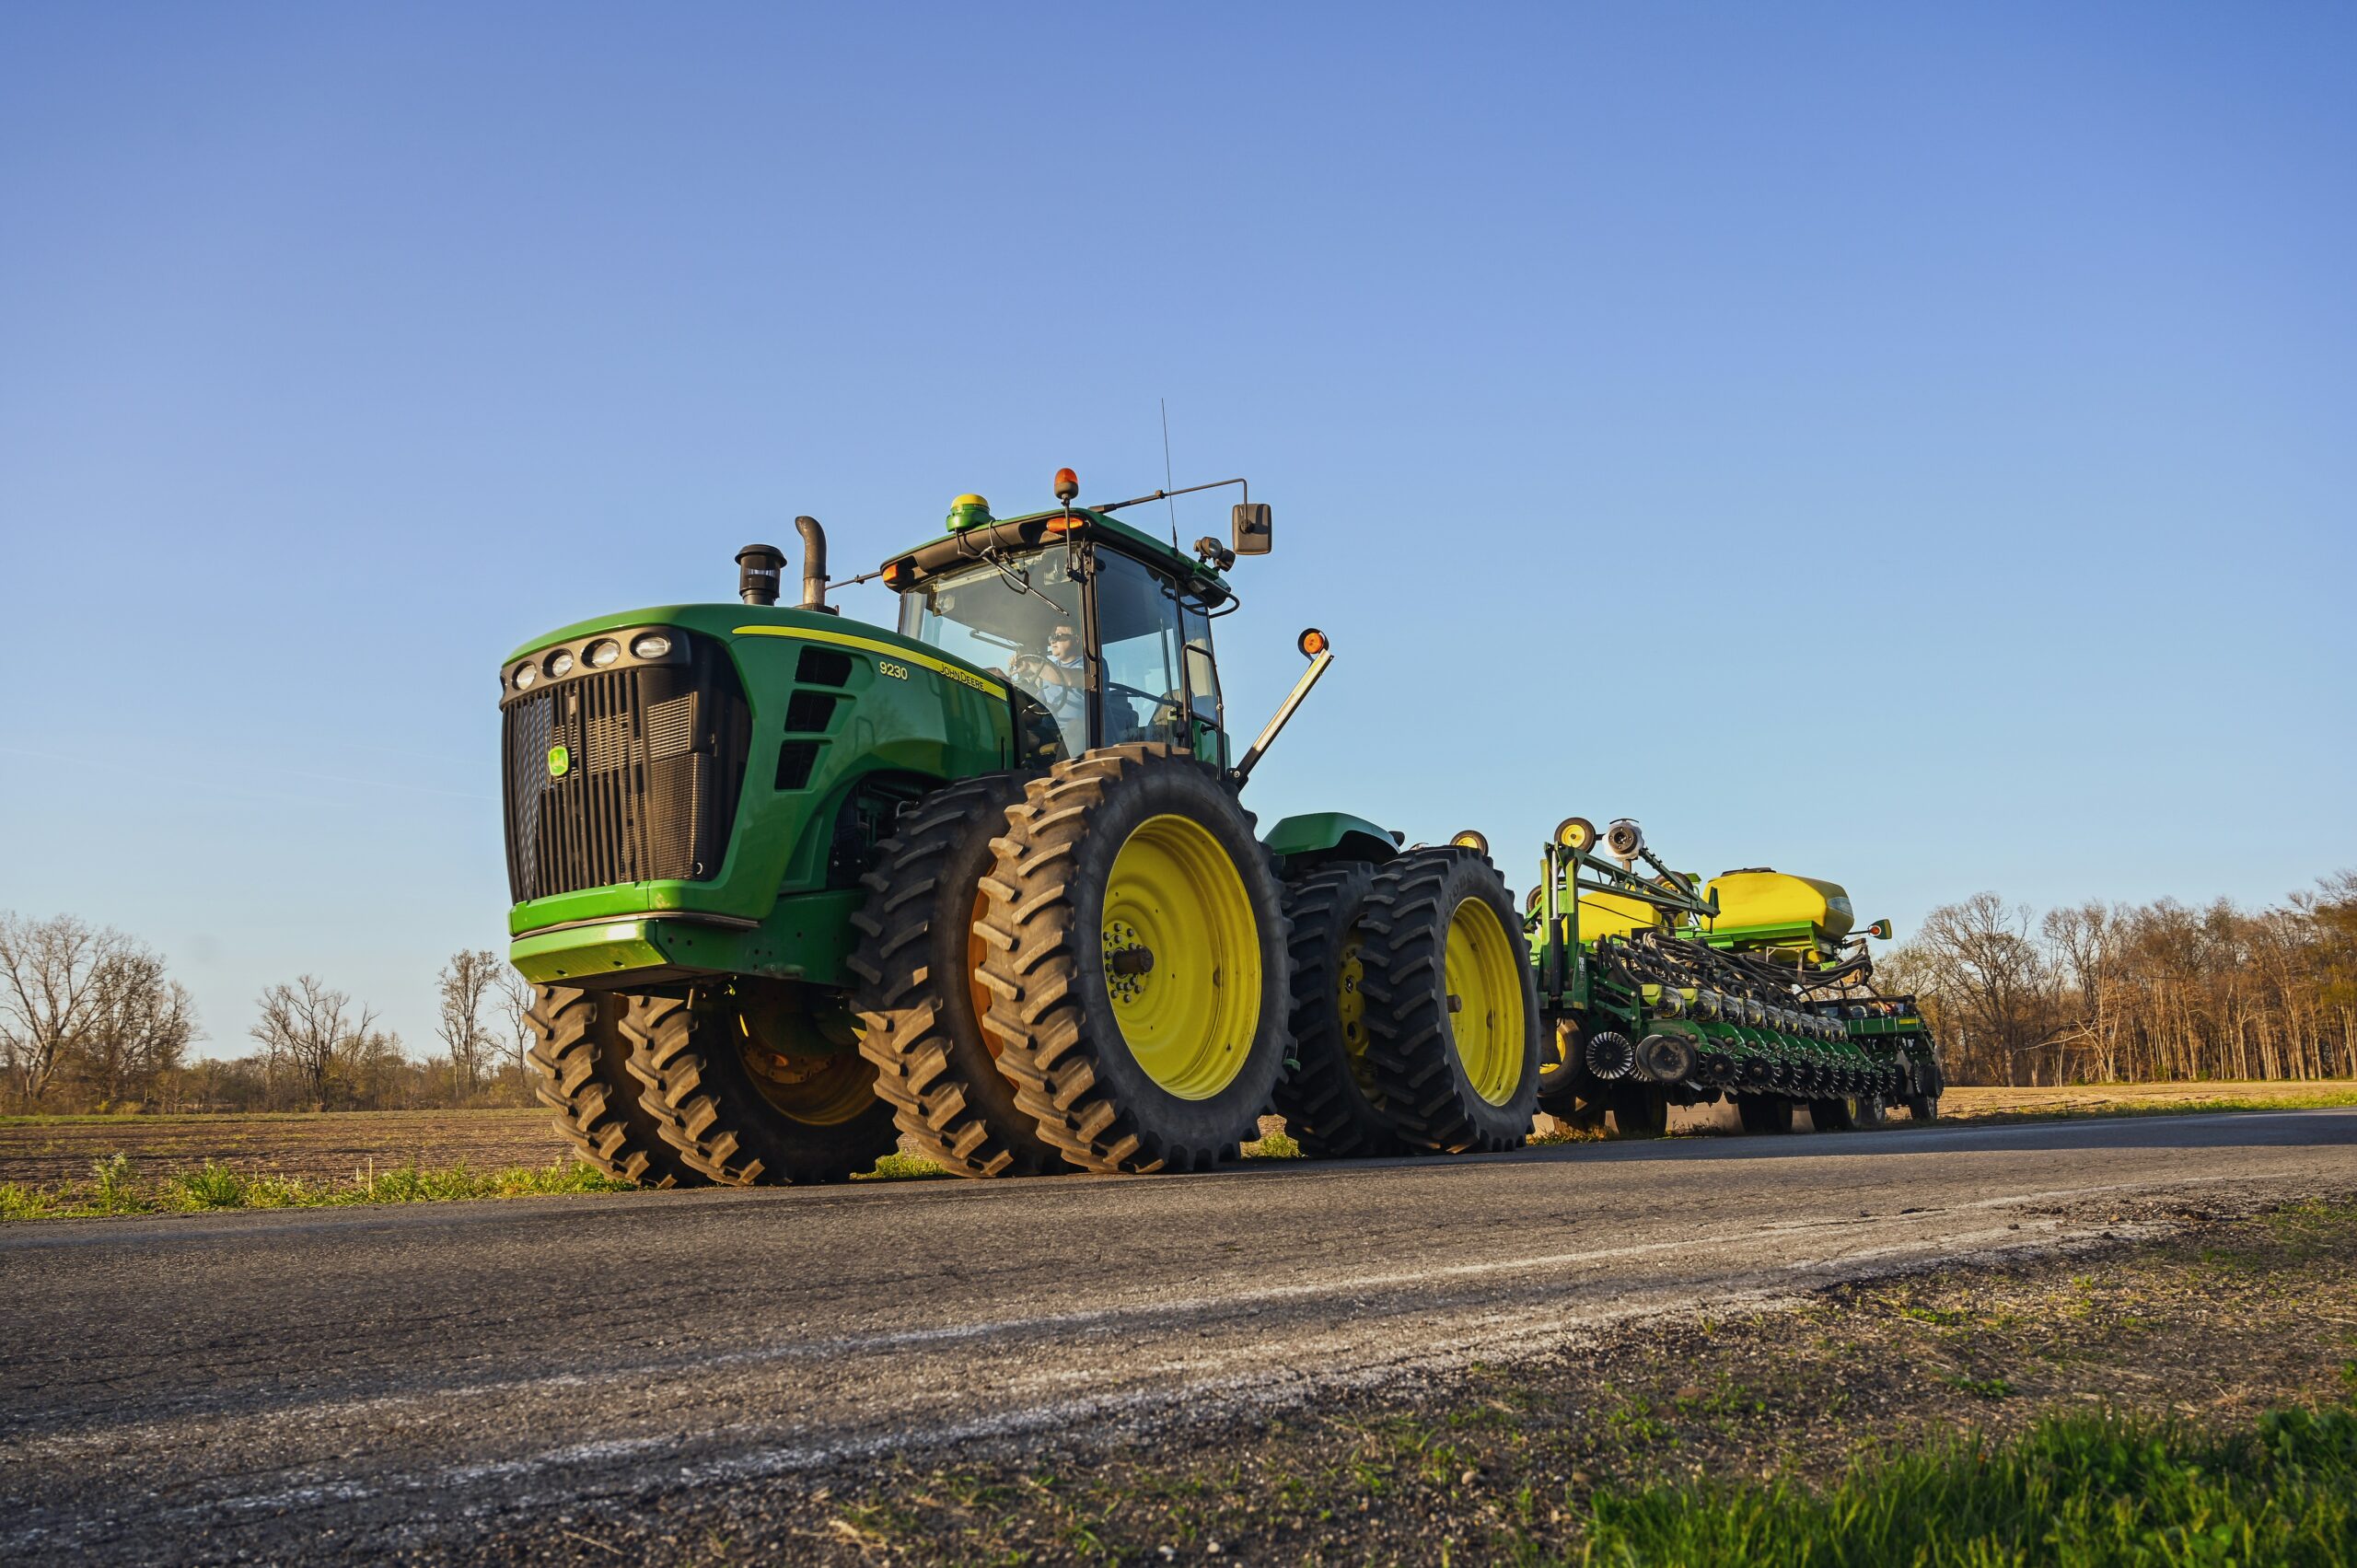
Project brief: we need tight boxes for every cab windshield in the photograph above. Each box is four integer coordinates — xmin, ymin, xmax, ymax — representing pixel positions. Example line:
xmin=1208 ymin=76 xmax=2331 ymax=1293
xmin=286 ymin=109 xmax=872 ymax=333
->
xmin=899 ymin=552 xmax=1086 ymax=760
xmin=896 ymin=543 xmax=1219 ymax=764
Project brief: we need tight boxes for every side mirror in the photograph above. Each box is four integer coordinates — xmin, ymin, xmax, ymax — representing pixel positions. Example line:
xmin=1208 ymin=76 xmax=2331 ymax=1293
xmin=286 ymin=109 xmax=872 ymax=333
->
xmin=1232 ymin=502 xmax=1272 ymax=555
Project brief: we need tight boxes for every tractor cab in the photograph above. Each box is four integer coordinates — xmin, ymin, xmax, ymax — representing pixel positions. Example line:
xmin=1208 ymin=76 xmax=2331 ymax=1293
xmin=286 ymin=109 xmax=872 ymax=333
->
xmin=881 ymin=485 xmax=1238 ymax=769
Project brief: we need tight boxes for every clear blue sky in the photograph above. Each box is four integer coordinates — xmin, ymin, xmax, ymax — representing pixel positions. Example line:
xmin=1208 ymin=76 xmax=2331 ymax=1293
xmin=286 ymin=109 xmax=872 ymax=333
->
xmin=4 ymin=4 xmax=2351 ymax=1060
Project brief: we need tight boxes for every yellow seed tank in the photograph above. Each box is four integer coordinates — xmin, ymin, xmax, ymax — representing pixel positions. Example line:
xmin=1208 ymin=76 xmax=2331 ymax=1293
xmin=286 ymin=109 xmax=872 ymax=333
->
xmin=1704 ymin=870 xmax=1855 ymax=945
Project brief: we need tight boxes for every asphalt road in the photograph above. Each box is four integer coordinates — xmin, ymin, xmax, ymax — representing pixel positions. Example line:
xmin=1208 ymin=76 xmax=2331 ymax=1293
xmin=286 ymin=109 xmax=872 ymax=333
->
xmin=4 ymin=1109 xmax=2353 ymax=1562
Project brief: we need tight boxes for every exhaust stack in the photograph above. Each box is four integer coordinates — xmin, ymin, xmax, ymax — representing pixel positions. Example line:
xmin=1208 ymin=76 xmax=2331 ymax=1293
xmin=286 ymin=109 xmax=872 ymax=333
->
xmin=795 ymin=516 xmax=835 ymax=614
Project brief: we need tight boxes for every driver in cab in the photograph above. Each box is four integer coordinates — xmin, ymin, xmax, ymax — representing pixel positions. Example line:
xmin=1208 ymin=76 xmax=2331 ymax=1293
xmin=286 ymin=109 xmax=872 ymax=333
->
xmin=1010 ymin=623 xmax=1087 ymax=756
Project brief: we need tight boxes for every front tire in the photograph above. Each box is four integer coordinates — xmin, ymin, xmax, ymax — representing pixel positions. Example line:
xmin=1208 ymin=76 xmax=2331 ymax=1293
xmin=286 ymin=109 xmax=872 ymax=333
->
xmin=850 ymin=774 xmax=1065 ymax=1179
xmin=527 ymin=986 xmax=705 ymax=1187
xmin=625 ymin=988 xmax=900 ymax=1185
xmin=976 ymin=746 xmax=1291 ymax=1174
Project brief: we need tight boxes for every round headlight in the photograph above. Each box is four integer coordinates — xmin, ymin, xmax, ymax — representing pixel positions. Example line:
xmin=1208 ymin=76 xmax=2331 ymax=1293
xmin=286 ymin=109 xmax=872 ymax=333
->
xmin=514 ymin=663 xmax=538 ymax=690
xmin=586 ymin=639 xmax=621 ymax=668
xmin=631 ymin=632 xmax=672 ymax=659
xmin=546 ymin=649 xmax=575 ymax=678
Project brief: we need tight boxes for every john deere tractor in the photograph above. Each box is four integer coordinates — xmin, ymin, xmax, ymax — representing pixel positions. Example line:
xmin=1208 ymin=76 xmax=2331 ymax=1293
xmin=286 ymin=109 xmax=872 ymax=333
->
xmin=501 ymin=470 xmax=1542 ymax=1184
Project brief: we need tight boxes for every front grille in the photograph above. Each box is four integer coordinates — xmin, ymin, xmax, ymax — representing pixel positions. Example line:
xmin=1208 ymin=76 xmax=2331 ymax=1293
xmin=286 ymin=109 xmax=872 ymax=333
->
xmin=501 ymin=640 xmax=750 ymax=902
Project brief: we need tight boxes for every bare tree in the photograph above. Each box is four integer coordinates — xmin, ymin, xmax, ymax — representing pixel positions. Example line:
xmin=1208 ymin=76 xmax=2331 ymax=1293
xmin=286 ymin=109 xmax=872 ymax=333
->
xmin=436 ymin=949 xmax=502 ymax=1100
xmin=345 ymin=1027 xmax=412 ymax=1109
xmin=250 ymin=976 xmax=377 ymax=1110
xmin=75 ymin=950 xmax=198 ymax=1108
xmin=1894 ymin=892 xmax=2064 ymax=1086
xmin=493 ymin=964 xmax=537 ymax=1081
xmin=0 ymin=913 xmax=138 ymax=1108
xmin=2042 ymin=901 xmax=2119 ymax=1081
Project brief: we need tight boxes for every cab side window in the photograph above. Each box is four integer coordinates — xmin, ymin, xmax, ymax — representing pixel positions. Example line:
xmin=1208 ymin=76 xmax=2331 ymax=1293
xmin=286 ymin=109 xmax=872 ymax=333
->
xmin=1091 ymin=553 xmax=1189 ymax=749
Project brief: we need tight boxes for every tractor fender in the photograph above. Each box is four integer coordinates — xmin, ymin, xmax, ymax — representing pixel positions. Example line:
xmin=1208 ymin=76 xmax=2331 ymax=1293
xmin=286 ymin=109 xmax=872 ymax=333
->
xmin=1263 ymin=811 xmax=1403 ymax=877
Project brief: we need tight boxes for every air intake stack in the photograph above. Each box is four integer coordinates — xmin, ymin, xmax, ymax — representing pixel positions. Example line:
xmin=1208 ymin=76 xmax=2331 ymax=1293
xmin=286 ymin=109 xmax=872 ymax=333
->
xmin=736 ymin=543 xmax=784 ymax=607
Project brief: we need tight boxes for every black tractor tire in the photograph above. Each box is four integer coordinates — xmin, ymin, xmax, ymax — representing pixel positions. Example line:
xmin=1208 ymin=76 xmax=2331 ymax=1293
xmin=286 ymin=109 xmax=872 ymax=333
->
xmin=974 ymin=745 xmax=1292 ymax=1175
xmin=526 ymin=985 xmax=706 ymax=1187
xmin=1606 ymin=1086 xmax=1668 ymax=1139
xmin=1355 ymin=848 xmax=1541 ymax=1154
xmin=1808 ymin=1097 xmax=1854 ymax=1132
xmin=1904 ymin=1054 xmax=1945 ymax=1121
xmin=849 ymin=773 xmax=1067 ymax=1179
xmin=624 ymin=990 xmax=900 ymax=1185
xmin=1269 ymin=862 xmax=1410 ymax=1159
xmin=1852 ymin=1094 xmax=1890 ymax=1129
xmin=1736 ymin=1093 xmax=1795 ymax=1134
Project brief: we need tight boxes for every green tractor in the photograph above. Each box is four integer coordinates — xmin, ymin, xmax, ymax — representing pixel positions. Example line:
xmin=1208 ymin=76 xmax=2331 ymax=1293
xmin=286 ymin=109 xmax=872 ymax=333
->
xmin=500 ymin=470 xmax=1542 ymax=1184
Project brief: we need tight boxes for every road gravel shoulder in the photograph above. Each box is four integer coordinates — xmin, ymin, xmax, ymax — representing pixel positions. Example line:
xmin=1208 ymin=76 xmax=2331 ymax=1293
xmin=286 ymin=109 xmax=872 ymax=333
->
xmin=474 ymin=1185 xmax=2357 ymax=1564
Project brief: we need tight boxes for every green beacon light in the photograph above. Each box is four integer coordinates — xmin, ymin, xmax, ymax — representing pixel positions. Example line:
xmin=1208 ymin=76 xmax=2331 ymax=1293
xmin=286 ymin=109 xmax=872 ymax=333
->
xmin=946 ymin=494 xmax=993 ymax=532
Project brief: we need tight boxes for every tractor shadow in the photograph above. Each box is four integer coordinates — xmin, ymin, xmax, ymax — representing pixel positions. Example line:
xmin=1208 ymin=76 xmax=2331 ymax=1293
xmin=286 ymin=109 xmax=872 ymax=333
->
xmin=1489 ymin=1106 xmax=2357 ymax=1167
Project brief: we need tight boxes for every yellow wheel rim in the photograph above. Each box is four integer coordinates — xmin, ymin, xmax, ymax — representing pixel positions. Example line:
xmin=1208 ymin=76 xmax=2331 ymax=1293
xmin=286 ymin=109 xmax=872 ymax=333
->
xmin=1101 ymin=812 xmax=1262 ymax=1100
xmin=1537 ymin=1019 xmax=1574 ymax=1090
xmin=737 ymin=1011 xmax=877 ymax=1126
xmin=1444 ymin=897 xmax=1525 ymax=1105
xmin=1338 ymin=927 xmax=1378 ymax=1096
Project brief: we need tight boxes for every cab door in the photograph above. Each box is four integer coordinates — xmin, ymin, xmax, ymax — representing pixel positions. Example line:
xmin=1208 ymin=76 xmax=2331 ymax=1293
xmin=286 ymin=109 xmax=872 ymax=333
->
xmin=1086 ymin=550 xmax=1218 ymax=759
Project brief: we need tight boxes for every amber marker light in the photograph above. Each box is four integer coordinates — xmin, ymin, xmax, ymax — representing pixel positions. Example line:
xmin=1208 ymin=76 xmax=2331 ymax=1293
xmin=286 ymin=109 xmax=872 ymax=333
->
xmin=1296 ymin=627 xmax=1329 ymax=657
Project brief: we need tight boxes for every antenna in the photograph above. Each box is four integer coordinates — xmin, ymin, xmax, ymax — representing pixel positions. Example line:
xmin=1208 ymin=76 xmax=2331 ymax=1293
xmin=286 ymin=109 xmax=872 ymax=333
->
xmin=1159 ymin=398 xmax=1179 ymax=550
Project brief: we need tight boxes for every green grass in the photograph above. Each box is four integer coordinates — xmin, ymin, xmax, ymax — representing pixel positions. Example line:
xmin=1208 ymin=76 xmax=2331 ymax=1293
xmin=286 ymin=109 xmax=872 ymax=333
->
xmin=1578 ymin=1401 xmax=2357 ymax=1566
xmin=0 ymin=1153 xmax=635 ymax=1219
xmin=854 ymin=1151 xmax=950 ymax=1181
xmin=1 ymin=1144 xmax=961 ymax=1216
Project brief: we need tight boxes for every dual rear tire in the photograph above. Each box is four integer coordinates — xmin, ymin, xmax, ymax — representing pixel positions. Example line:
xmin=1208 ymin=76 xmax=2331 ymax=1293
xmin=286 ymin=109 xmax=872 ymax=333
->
xmin=1350 ymin=848 xmax=1540 ymax=1155
xmin=1270 ymin=848 xmax=1543 ymax=1159
xmin=1269 ymin=863 xmax=1406 ymax=1159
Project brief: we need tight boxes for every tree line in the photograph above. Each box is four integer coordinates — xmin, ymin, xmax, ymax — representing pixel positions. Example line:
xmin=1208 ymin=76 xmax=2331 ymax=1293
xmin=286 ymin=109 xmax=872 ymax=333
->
xmin=0 ymin=913 xmax=538 ymax=1114
xmin=1877 ymin=873 xmax=2357 ymax=1086
xmin=9 ymin=870 xmax=2357 ymax=1111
